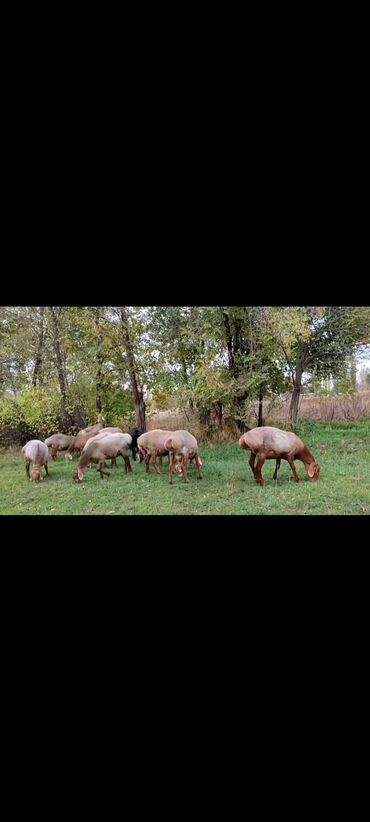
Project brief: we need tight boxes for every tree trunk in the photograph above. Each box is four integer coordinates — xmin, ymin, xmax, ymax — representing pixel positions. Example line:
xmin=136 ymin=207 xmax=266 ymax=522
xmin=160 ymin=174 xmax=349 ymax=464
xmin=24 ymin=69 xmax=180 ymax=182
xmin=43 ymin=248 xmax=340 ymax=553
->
xmin=49 ymin=307 xmax=71 ymax=423
xmin=135 ymin=396 xmax=146 ymax=431
xmin=222 ymin=309 xmax=250 ymax=431
xmin=179 ymin=350 xmax=193 ymax=409
xmin=234 ymin=394 xmax=249 ymax=433
xmin=222 ymin=310 xmax=235 ymax=370
xmin=199 ymin=407 xmax=212 ymax=436
xmin=32 ymin=306 xmax=46 ymax=387
xmin=94 ymin=309 xmax=104 ymax=414
xmin=120 ymin=307 xmax=146 ymax=431
xmin=215 ymin=401 xmax=223 ymax=430
xmin=289 ymin=362 xmax=303 ymax=427
xmin=258 ymin=384 xmax=264 ymax=427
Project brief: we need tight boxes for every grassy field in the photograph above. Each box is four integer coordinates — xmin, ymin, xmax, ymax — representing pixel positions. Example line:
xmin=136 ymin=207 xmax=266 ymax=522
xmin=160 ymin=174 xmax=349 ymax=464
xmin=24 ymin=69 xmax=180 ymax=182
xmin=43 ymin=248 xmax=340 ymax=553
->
xmin=0 ymin=420 xmax=369 ymax=515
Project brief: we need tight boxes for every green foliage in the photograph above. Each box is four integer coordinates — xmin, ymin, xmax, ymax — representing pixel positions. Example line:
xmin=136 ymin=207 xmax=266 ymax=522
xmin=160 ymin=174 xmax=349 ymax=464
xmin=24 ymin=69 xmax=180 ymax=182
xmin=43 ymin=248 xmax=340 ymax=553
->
xmin=0 ymin=379 xmax=136 ymax=446
xmin=308 ymin=378 xmax=331 ymax=396
xmin=100 ymin=383 xmax=134 ymax=428
xmin=2 ymin=306 xmax=370 ymax=439
xmin=65 ymin=378 xmax=98 ymax=429
xmin=18 ymin=388 xmax=63 ymax=438
xmin=0 ymin=395 xmax=29 ymax=446
xmin=193 ymin=359 xmax=233 ymax=408
xmin=150 ymin=388 xmax=174 ymax=410
xmin=332 ymin=377 xmax=356 ymax=395
xmin=0 ymin=387 xmax=67 ymax=445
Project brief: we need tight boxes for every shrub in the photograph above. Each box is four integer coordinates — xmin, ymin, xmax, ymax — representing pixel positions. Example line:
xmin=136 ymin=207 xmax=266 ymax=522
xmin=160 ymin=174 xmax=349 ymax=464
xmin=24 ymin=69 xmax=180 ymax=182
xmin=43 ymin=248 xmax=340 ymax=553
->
xmin=0 ymin=395 xmax=29 ymax=446
xmin=18 ymin=388 xmax=64 ymax=440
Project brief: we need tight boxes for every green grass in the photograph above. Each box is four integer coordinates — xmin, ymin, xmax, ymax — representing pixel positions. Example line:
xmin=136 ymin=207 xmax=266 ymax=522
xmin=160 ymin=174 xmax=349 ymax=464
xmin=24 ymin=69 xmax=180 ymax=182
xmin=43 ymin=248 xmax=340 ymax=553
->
xmin=1 ymin=420 xmax=369 ymax=515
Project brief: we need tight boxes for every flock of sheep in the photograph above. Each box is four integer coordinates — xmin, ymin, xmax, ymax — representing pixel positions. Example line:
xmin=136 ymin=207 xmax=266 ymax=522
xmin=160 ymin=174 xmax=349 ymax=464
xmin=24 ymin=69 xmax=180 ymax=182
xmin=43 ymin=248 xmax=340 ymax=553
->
xmin=21 ymin=417 xmax=203 ymax=485
xmin=21 ymin=414 xmax=321 ymax=488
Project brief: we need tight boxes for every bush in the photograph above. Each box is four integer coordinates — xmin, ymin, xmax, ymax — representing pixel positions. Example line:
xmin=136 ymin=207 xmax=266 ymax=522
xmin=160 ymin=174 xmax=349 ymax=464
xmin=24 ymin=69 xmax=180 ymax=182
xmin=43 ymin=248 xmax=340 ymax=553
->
xmin=18 ymin=388 xmax=63 ymax=440
xmin=100 ymin=383 xmax=135 ymax=429
xmin=1 ymin=387 xmax=76 ymax=445
xmin=0 ymin=382 xmax=136 ymax=446
xmin=0 ymin=395 xmax=29 ymax=446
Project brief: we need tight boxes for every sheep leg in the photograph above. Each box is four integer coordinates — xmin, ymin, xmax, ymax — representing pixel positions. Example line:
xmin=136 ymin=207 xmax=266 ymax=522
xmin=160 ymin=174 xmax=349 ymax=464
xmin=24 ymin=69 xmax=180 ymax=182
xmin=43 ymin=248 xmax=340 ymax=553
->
xmin=151 ymin=449 xmax=161 ymax=475
xmin=287 ymin=455 xmax=300 ymax=482
xmin=44 ymin=463 xmax=49 ymax=476
xmin=181 ymin=455 xmax=190 ymax=483
xmin=194 ymin=453 xmax=203 ymax=480
xmin=273 ymin=458 xmax=281 ymax=480
xmin=145 ymin=452 xmax=151 ymax=473
xmin=111 ymin=456 xmax=117 ymax=468
xmin=168 ymin=452 xmax=175 ymax=484
xmin=254 ymin=453 xmax=266 ymax=486
xmin=25 ymin=459 xmax=31 ymax=480
xmin=51 ymin=447 xmax=58 ymax=461
xmin=97 ymin=460 xmax=110 ymax=479
xmin=123 ymin=455 xmax=132 ymax=474
xmin=249 ymin=453 xmax=256 ymax=477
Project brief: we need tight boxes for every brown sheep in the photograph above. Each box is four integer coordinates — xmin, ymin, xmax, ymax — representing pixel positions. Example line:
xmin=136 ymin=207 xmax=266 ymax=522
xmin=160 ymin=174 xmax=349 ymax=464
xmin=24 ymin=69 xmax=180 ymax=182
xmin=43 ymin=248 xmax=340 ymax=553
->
xmin=164 ymin=430 xmax=202 ymax=484
xmin=65 ymin=415 xmax=106 ymax=460
xmin=45 ymin=433 xmax=75 ymax=461
xmin=137 ymin=430 xmax=202 ymax=476
xmin=22 ymin=440 xmax=49 ymax=482
xmin=73 ymin=433 xmax=132 ymax=482
xmin=137 ymin=430 xmax=173 ymax=474
xmin=82 ymin=427 xmax=123 ymax=468
xmin=239 ymin=426 xmax=320 ymax=486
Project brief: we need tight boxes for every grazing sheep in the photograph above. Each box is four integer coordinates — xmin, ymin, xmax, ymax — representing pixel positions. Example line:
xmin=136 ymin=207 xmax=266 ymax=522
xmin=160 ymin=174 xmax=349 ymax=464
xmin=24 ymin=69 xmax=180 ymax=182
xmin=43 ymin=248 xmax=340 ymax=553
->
xmin=22 ymin=440 xmax=49 ymax=482
xmin=96 ymin=428 xmax=141 ymax=463
xmin=65 ymin=415 xmax=106 ymax=460
xmin=137 ymin=430 xmax=173 ymax=474
xmin=163 ymin=430 xmax=202 ymax=484
xmin=239 ymin=426 xmax=320 ymax=486
xmin=137 ymin=429 xmax=202 ymax=476
xmin=73 ymin=433 xmax=133 ymax=482
xmin=45 ymin=433 xmax=74 ymax=461
xmin=83 ymin=427 xmax=123 ymax=468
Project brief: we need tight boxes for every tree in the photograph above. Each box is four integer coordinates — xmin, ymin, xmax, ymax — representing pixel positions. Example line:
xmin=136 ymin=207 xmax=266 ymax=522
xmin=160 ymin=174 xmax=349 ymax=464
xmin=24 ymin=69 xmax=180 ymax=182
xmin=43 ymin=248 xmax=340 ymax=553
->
xmin=119 ymin=307 xmax=146 ymax=431
xmin=266 ymin=306 xmax=370 ymax=425
xmin=32 ymin=307 xmax=46 ymax=388
xmin=2 ymin=305 xmax=369 ymax=442
xmin=48 ymin=306 xmax=72 ymax=424
xmin=146 ymin=306 xmax=206 ymax=403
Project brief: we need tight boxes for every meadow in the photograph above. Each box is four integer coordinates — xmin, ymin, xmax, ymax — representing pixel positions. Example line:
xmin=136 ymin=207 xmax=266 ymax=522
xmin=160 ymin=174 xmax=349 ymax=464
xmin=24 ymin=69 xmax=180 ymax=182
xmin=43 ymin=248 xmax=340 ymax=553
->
xmin=0 ymin=420 xmax=369 ymax=515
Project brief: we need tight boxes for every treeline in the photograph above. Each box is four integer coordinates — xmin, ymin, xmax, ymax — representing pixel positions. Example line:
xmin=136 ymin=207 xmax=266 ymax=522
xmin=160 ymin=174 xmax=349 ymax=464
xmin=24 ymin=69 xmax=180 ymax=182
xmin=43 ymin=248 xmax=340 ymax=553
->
xmin=0 ymin=306 xmax=369 ymax=444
